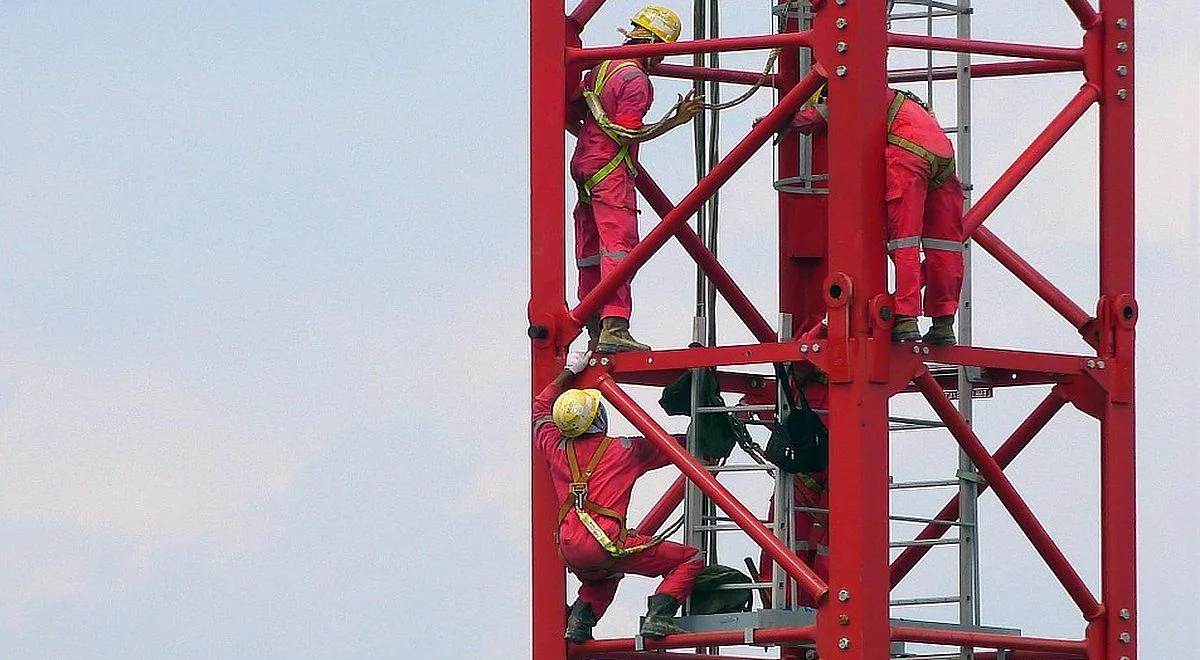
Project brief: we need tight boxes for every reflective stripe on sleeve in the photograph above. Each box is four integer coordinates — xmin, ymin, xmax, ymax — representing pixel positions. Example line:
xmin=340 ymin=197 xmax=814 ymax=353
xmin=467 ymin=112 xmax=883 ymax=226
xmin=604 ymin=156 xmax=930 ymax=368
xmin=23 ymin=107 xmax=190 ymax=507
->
xmin=533 ymin=415 xmax=556 ymax=430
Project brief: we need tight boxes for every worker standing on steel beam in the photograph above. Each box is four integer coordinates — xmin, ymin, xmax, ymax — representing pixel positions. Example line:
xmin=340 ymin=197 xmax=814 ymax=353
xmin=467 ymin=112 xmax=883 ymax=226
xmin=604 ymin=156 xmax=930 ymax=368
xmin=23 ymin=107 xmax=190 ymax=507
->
xmin=569 ymin=5 xmax=703 ymax=353
xmin=762 ymin=82 xmax=966 ymax=345
xmin=534 ymin=351 xmax=704 ymax=643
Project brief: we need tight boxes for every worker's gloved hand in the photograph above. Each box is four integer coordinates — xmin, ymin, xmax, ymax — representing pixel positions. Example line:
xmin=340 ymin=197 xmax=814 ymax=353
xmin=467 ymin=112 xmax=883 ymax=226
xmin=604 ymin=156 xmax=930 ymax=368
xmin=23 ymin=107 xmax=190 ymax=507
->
xmin=565 ymin=351 xmax=592 ymax=374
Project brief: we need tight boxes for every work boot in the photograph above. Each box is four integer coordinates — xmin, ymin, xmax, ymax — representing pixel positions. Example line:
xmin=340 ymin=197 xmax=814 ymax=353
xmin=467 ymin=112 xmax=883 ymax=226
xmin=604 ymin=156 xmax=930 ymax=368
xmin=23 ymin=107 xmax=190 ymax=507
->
xmin=891 ymin=315 xmax=921 ymax=342
xmin=585 ymin=316 xmax=601 ymax=352
xmin=564 ymin=599 xmax=597 ymax=643
xmin=639 ymin=594 xmax=687 ymax=638
xmin=922 ymin=315 xmax=957 ymax=346
xmin=597 ymin=316 xmax=651 ymax=353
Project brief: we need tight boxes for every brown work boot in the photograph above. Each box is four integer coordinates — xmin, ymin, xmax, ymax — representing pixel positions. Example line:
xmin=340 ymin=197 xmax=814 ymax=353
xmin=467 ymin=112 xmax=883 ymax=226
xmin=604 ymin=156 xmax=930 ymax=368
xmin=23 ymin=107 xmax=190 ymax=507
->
xmin=585 ymin=316 xmax=601 ymax=352
xmin=892 ymin=315 xmax=920 ymax=342
xmin=597 ymin=316 xmax=651 ymax=353
xmin=922 ymin=315 xmax=957 ymax=346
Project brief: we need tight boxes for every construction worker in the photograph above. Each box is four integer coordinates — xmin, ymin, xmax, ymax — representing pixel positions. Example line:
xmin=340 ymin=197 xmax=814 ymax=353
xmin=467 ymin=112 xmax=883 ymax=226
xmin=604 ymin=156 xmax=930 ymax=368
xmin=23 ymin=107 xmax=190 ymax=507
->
xmin=569 ymin=5 xmax=704 ymax=353
xmin=534 ymin=351 xmax=704 ymax=642
xmin=767 ymin=81 xmax=965 ymax=345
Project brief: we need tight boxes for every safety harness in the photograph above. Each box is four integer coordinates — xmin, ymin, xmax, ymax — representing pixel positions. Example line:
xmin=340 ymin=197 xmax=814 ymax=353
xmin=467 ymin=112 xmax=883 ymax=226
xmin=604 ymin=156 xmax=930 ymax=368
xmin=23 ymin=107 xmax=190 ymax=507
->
xmin=556 ymin=434 xmax=683 ymax=558
xmin=886 ymin=91 xmax=957 ymax=191
xmin=578 ymin=60 xmax=642 ymax=204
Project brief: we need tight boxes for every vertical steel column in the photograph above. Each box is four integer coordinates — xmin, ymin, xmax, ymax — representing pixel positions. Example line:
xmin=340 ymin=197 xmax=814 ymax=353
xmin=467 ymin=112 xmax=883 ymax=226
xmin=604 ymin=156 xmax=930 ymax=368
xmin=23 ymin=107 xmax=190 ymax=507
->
xmin=529 ymin=2 xmax=568 ymax=659
xmin=772 ymin=314 xmax=796 ymax=611
xmin=1097 ymin=1 xmax=1137 ymax=657
xmin=811 ymin=1 xmax=892 ymax=656
xmin=954 ymin=2 xmax=981 ymax=658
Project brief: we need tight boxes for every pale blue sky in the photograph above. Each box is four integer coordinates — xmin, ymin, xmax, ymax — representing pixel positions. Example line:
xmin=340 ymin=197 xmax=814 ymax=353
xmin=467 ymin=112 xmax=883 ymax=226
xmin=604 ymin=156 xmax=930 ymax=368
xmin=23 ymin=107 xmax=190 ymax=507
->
xmin=1 ymin=2 xmax=1197 ymax=658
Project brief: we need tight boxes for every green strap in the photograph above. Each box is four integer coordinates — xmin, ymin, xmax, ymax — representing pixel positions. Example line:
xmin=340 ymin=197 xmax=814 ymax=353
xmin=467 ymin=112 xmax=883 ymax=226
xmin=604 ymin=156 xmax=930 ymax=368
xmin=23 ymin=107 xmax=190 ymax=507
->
xmin=578 ymin=60 xmax=641 ymax=204
xmin=886 ymin=92 xmax=956 ymax=191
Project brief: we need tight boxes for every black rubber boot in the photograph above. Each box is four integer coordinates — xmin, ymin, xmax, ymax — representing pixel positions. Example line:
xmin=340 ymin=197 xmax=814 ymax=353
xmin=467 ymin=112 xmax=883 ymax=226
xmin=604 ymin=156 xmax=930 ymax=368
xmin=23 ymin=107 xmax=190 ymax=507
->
xmin=891 ymin=315 xmax=921 ymax=342
xmin=639 ymin=594 xmax=687 ymax=638
xmin=922 ymin=315 xmax=957 ymax=346
xmin=564 ymin=600 xmax=597 ymax=643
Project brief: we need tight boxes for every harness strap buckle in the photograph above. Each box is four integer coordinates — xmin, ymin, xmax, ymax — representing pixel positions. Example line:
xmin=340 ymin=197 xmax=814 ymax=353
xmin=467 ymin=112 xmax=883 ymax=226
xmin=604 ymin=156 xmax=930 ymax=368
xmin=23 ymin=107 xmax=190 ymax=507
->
xmin=569 ymin=482 xmax=588 ymax=511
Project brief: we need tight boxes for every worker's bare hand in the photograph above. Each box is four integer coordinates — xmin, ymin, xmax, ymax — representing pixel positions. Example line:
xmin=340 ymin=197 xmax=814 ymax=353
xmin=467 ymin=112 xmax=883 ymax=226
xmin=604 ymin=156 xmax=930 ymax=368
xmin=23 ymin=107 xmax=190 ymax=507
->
xmin=674 ymin=91 xmax=705 ymax=122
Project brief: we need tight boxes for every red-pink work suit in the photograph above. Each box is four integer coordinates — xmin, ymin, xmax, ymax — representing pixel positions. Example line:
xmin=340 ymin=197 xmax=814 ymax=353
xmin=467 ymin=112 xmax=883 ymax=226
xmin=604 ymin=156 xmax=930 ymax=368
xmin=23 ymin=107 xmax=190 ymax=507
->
xmin=534 ymin=383 xmax=704 ymax=619
xmin=568 ymin=59 xmax=654 ymax=321
xmin=740 ymin=376 xmax=830 ymax=608
xmin=792 ymin=89 xmax=965 ymax=317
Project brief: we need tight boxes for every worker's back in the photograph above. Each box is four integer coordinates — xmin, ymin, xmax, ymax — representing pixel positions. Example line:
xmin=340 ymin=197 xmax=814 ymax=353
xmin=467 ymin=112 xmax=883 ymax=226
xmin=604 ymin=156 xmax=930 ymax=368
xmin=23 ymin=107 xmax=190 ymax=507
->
xmin=569 ymin=59 xmax=654 ymax=179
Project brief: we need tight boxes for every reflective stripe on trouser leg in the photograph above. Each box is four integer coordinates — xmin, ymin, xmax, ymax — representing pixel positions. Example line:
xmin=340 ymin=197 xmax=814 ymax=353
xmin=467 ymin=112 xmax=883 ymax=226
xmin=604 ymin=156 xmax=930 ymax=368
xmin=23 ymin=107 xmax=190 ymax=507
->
xmin=574 ymin=198 xmax=603 ymax=308
xmin=589 ymin=171 xmax=638 ymax=319
xmin=920 ymin=176 xmax=966 ymax=317
xmin=886 ymin=155 xmax=931 ymax=318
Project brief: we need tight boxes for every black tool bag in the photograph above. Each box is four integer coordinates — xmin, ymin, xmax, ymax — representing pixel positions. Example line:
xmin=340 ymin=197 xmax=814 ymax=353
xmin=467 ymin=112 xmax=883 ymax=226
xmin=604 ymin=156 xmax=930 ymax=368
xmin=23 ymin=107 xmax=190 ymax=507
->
xmin=763 ymin=363 xmax=829 ymax=474
xmin=658 ymin=368 xmax=749 ymax=460
xmin=687 ymin=564 xmax=754 ymax=615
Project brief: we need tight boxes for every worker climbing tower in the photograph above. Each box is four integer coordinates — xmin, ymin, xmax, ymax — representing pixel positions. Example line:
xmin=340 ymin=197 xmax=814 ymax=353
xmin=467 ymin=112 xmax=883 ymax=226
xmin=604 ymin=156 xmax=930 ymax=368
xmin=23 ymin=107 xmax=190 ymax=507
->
xmin=529 ymin=1 xmax=1136 ymax=658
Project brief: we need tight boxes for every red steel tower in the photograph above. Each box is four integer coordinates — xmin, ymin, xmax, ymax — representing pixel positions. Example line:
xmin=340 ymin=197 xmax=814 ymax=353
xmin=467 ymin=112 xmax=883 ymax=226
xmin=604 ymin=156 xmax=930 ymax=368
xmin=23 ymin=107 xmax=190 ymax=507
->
xmin=529 ymin=1 xmax=1136 ymax=658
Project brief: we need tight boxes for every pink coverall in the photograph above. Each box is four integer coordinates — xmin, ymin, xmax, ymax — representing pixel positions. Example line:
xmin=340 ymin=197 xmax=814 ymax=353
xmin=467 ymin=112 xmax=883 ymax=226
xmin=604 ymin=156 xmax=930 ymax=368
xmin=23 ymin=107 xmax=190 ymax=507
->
xmin=569 ymin=59 xmax=654 ymax=320
xmin=792 ymin=89 xmax=965 ymax=318
xmin=534 ymin=383 xmax=704 ymax=619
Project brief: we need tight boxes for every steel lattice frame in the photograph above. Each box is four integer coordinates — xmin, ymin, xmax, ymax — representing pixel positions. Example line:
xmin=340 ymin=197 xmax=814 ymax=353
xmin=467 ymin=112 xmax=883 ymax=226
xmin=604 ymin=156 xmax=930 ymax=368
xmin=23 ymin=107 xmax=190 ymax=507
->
xmin=529 ymin=1 xmax=1135 ymax=658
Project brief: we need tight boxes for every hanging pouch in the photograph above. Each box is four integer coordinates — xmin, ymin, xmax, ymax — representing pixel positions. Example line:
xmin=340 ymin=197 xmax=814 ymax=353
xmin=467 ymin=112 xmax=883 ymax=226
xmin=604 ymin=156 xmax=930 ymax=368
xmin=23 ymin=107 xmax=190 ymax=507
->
xmin=764 ymin=363 xmax=829 ymax=474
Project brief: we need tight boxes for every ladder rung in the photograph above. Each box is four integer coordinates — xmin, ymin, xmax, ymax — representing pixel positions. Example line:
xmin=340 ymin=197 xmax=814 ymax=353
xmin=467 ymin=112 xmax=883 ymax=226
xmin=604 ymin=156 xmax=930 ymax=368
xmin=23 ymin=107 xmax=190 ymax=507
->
xmin=696 ymin=404 xmax=775 ymax=414
xmin=708 ymin=581 xmax=773 ymax=591
xmin=889 ymin=416 xmax=946 ymax=427
xmin=890 ymin=595 xmax=961 ymax=607
xmin=890 ymin=538 xmax=960 ymax=548
xmin=707 ymin=463 xmax=777 ymax=473
xmin=890 ymin=479 xmax=960 ymax=490
xmin=891 ymin=513 xmax=975 ymax=527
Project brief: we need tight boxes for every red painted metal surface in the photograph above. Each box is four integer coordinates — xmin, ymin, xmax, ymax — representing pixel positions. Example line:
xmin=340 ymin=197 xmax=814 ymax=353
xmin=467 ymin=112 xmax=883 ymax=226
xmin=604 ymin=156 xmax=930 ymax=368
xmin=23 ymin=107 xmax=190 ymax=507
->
xmin=530 ymin=0 xmax=1136 ymax=656
xmin=889 ymin=59 xmax=1082 ymax=83
xmin=570 ymin=625 xmax=815 ymax=657
xmin=651 ymin=63 xmax=777 ymax=87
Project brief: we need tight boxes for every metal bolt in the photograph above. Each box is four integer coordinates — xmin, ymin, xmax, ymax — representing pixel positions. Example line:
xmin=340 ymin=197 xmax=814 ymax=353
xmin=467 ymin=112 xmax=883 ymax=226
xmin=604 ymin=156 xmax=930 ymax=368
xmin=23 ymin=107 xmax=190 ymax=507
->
xmin=1087 ymin=359 xmax=1097 ymax=369
xmin=922 ymin=346 xmax=930 ymax=355
xmin=912 ymin=346 xmax=920 ymax=354
xmin=838 ymin=613 xmax=850 ymax=625
xmin=835 ymin=65 xmax=848 ymax=77
xmin=800 ymin=344 xmax=810 ymax=353
xmin=835 ymin=17 xmax=849 ymax=29
xmin=1119 ymin=632 xmax=1131 ymax=644
xmin=1116 ymin=65 xmax=1128 ymax=76
xmin=838 ymin=638 xmax=851 ymax=650
xmin=1119 ymin=608 xmax=1131 ymax=620
xmin=1116 ymin=41 xmax=1128 ymax=52
xmin=1116 ymin=88 xmax=1128 ymax=100
xmin=1097 ymin=360 xmax=1106 ymax=369
xmin=812 ymin=344 xmax=821 ymax=353
xmin=836 ymin=0 xmax=847 ymax=4
xmin=836 ymin=41 xmax=848 ymax=53
xmin=838 ymin=589 xmax=850 ymax=602
xmin=588 ymin=357 xmax=598 ymax=366
xmin=600 ymin=357 xmax=610 ymax=366
xmin=1116 ymin=17 xmax=1128 ymax=29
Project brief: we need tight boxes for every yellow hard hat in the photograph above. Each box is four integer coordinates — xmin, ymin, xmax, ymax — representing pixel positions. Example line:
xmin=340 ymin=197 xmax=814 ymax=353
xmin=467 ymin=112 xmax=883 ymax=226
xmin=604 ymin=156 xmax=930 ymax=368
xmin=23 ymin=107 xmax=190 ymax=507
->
xmin=630 ymin=5 xmax=682 ymax=44
xmin=553 ymin=388 xmax=603 ymax=438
